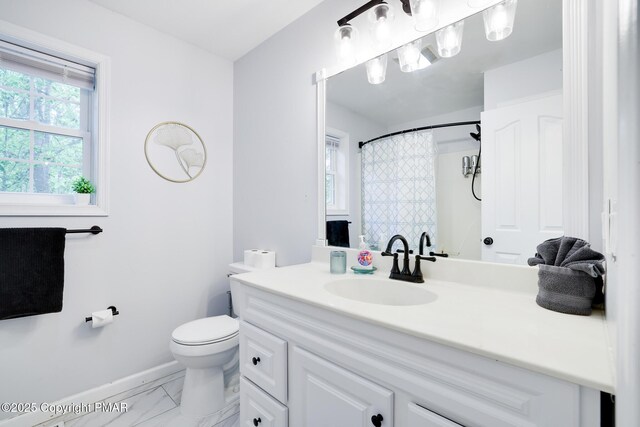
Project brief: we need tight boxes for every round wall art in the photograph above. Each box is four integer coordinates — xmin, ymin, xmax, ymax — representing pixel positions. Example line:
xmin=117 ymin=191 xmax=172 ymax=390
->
xmin=144 ymin=122 xmax=207 ymax=183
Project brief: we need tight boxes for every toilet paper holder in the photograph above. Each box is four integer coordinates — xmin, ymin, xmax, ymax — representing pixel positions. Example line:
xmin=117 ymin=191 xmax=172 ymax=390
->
xmin=85 ymin=306 xmax=119 ymax=322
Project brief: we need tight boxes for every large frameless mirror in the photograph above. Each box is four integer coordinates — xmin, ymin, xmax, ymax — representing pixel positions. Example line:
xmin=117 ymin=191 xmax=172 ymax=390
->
xmin=322 ymin=0 xmax=567 ymax=264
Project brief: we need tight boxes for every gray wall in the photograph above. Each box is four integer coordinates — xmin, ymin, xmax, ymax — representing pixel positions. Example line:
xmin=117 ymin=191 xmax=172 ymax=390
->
xmin=233 ymin=0 xmax=364 ymax=266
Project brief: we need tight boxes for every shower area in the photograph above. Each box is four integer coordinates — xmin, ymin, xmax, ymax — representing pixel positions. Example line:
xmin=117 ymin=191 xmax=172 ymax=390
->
xmin=359 ymin=121 xmax=482 ymax=255
xmin=360 ymin=130 xmax=438 ymax=252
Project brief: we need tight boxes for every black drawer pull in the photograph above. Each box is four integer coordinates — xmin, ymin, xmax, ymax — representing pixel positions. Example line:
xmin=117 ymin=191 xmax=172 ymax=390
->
xmin=253 ymin=417 xmax=262 ymax=426
xmin=252 ymin=356 xmax=261 ymax=365
xmin=371 ymin=414 xmax=383 ymax=426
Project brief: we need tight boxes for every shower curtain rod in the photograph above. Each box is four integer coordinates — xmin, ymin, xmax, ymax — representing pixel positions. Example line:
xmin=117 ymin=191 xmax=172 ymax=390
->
xmin=358 ymin=120 xmax=481 ymax=149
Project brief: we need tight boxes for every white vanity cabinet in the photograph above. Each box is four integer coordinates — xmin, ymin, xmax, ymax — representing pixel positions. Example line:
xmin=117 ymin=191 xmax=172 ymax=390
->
xmin=232 ymin=280 xmax=602 ymax=427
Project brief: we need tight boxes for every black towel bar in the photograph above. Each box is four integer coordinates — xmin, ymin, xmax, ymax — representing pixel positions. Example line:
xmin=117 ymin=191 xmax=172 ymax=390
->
xmin=66 ymin=226 xmax=103 ymax=235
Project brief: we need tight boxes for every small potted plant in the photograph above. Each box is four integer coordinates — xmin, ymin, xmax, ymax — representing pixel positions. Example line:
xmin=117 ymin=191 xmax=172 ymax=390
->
xmin=72 ymin=176 xmax=95 ymax=205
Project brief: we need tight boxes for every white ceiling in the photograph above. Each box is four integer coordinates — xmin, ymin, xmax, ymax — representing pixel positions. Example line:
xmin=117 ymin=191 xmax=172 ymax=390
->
xmin=327 ymin=0 xmax=562 ymax=127
xmin=87 ymin=0 xmax=326 ymax=61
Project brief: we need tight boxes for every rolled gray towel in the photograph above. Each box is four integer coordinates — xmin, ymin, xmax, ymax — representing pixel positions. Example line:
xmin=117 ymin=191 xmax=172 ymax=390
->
xmin=527 ymin=236 xmax=605 ymax=278
xmin=553 ymin=237 xmax=587 ymax=266
xmin=529 ymin=237 xmax=562 ymax=265
xmin=561 ymin=245 xmax=606 ymax=278
xmin=536 ymin=264 xmax=596 ymax=316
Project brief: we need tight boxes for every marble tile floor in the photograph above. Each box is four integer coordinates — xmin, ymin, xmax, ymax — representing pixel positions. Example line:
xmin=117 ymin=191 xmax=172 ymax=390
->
xmin=36 ymin=371 xmax=239 ymax=427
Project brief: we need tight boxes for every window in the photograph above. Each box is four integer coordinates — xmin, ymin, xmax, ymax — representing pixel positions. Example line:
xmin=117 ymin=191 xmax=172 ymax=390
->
xmin=0 ymin=24 xmax=109 ymax=216
xmin=325 ymin=129 xmax=349 ymax=215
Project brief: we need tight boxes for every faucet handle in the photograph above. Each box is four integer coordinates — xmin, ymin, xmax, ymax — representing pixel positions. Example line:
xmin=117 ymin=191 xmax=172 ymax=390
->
xmin=381 ymin=251 xmax=400 ymax=275
xmin=411 ymin=255 xmax=436 ymax=283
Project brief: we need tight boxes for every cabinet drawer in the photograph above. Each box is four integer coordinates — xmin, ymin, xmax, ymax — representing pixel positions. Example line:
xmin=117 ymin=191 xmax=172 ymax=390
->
xmin=407 ymin=403 xmax=463 ymax=427
xmin=240 ymin=320 xmax=288 ymax=403
xmin=240 ymin=376 xmax=288 ymax=427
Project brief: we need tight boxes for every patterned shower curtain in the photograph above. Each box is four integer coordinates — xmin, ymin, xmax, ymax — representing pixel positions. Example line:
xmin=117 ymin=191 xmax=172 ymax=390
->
xmin=361 ymin=130 xmax=438 ymax=252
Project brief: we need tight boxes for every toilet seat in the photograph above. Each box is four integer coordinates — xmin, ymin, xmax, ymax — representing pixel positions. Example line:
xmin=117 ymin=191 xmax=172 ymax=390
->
xmin=172 ymin=315 xmax=239 ymax=346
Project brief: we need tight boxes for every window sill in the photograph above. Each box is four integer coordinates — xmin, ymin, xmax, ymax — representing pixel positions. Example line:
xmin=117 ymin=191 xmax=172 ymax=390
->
xmin=0 ymin=203 xmax=108 ymax=217
xmin=0 ymin=193 xmax=108 ymax=216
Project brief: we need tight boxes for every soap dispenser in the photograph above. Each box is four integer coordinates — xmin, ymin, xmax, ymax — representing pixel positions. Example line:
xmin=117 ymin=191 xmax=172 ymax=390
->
xmin=356 ymin=235 xmax=374 ymax=271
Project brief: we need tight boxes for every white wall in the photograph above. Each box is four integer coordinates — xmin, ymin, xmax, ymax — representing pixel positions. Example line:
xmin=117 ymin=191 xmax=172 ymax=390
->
xmin=234 ymin=0 xmax=364 ymax=266
xmin=326 ymin=102 xmax=386 ymax=248
xmin=0 ymin=0 xmax=233 ymax=412
xmin=484 ymin=49 xmax=563 ymax=110
xmin=437 ymin=149 xmax=482 ymax=260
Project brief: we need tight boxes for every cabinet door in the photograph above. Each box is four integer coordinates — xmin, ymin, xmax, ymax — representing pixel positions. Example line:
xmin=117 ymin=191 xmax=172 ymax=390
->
xmin=289 ymin=346 xmax=393 ymax=427
xmin=407 ymin=403 xmax=463 ymax=427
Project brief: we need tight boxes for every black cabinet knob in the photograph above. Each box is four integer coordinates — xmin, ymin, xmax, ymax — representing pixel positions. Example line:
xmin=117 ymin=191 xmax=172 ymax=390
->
xmin=252 ymin=356 xmax=261 ymax=365
xmin=483 ymin=237 xmax=494 ymax=246
xmin=253 ymin=417 xmax=261 ymax=426
xmin=371 ymin=414 xmax=384 ymax=427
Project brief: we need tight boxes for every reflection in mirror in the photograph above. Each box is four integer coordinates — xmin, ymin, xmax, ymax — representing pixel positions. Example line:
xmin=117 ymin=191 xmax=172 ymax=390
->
xmin=325 ymin=0 xmax=564 ymax=264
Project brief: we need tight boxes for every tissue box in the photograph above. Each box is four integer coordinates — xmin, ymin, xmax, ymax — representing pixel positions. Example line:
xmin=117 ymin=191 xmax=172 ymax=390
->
xmin=535 ymin=265 xmax=596 ymax=316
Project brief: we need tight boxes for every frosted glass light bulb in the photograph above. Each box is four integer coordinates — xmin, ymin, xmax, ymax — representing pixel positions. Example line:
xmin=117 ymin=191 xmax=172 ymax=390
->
xmin=334 ymin=25 xmax=359 ymax=65
xmin=366 ymin=54 xmax=388 ymax=84
xmin=411 ymin=0 xmax=441 ymax=32
xmin=368 ymin=3 xmax=395 ymax=49
xmin=483 ymin=0 xmax=518 ymax=41
xmin=436 ymin=21 xmax=464 ymax=58
xmin=397 ymin=39 xmax=423 ymax=72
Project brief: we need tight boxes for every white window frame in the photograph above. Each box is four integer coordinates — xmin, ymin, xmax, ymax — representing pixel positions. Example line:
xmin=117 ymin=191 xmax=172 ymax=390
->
xmin=0 ymin=20 xmax=110 ymax=216
xmin=326 ymin=127 xmax=349 ymax=216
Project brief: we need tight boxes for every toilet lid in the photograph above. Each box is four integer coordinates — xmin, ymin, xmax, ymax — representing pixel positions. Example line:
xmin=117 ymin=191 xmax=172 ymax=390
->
xmin=172 ymin=315 xmax=239 ymax=345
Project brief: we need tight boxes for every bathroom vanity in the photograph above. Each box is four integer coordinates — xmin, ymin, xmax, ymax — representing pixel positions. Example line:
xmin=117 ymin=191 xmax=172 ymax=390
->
xmin=230 ymin=247 xmax=613 ymax=427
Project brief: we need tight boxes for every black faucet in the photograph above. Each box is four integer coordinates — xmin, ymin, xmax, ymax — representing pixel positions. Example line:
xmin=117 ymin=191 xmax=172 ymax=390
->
xmin=381 ymin=234 xmax=436 ymax=283
xmin=418 ymin=232 xmax=432 ymax=256
xmin=419 ymin=231 xmax=449 ymax=258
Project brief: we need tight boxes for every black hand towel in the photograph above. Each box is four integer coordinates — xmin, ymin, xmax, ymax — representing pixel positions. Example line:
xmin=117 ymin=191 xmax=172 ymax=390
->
xmin=326 ymin=220 xmax=350 ymax=248
xmin=0 ymin=228 xmax=66 ymax=320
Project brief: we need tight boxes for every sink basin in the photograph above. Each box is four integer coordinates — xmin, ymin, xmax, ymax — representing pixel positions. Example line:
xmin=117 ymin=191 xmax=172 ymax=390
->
xmin=324 ymin=278 xmax=437 ymax=306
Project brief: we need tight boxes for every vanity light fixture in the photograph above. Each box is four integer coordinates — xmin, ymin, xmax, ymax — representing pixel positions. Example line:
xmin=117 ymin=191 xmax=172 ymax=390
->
xmin=483 ymin=0 xmax=518 ymax=41
xmin=368 ymin=3 xmax=395 ymax=49
xmin=366 ymin=54 xmax=388 ymax=84
xmin=334 ymin=24 xmax=359 ymax=65
xmin=334 ymin=0 xmax=516 ymax=84
xmin=435 ymin=21 xmax=464 ymax=58
xmin=410 ymin=0 xmax=441 ymax=32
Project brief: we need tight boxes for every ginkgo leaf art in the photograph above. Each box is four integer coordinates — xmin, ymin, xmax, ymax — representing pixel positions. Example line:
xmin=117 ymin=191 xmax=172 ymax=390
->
xmin=144 ymin=122 xmax=207 ymax=182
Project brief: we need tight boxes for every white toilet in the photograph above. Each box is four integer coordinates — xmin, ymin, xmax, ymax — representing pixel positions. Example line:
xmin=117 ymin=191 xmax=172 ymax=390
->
xmin=170 ymin=315 xmax=239 ymax=418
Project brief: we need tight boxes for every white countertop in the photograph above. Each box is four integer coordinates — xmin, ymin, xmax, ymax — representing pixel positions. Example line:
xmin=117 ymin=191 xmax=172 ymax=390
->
xmin=232 ymin=255 xmax=615 ymax=394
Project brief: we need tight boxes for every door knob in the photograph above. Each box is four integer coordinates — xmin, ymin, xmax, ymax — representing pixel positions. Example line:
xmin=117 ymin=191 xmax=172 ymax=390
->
xmin=253 ymin=417 xmax=262 ymax=426
xmin=252 ymin=356 xmax=261 ymax=365
xmin=371 ymin=414 xmax=384 ymax=426
xmin=483 ymin=237 xmax=494 ymax=245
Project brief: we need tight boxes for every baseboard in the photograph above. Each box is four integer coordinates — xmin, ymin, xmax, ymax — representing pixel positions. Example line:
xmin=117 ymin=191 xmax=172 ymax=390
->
xmin=0 ymin=361 xmax=182 ymax=427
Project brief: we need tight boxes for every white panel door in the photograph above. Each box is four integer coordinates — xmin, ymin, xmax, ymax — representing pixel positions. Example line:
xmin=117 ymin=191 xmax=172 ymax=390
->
xmin=481 ymin=93 xmax=564 ymax=264
xmin=289 ymin=345 xmax=393 ymax=427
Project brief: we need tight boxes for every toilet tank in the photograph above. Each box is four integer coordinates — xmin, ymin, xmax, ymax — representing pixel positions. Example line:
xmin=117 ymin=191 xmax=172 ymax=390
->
xmin=227 ymin=263 xmax=255 ymax=317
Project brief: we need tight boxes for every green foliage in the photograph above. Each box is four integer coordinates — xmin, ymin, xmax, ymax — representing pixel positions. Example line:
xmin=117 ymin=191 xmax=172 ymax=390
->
xmin=0 ymin=67 xmax=85 ymax=194
xmin=72 ymin=176 xmax=95 ymax=194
